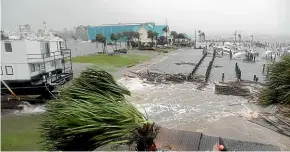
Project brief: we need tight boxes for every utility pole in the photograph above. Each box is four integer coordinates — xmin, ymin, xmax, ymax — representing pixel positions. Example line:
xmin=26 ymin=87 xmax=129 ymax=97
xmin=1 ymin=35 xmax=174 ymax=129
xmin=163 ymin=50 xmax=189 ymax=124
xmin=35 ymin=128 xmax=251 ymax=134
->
xmin=165 ymin=18 xmax=168 ymax=46
xmin=195 ymin=30 xmax=197 ymax=45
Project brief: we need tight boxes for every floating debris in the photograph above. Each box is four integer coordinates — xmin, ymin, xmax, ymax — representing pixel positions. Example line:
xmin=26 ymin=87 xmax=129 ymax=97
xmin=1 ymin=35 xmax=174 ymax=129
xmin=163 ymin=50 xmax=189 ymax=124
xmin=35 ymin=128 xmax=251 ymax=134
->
xmin=215 ymin=84 xmax=250 ymax=96
xmin=213 ymin=65 xmax=222 ymax=68
xmin=175 ymin=62 xmax=197 ymax=66
xmin=135 ymin=71 xmax=204 ymax=84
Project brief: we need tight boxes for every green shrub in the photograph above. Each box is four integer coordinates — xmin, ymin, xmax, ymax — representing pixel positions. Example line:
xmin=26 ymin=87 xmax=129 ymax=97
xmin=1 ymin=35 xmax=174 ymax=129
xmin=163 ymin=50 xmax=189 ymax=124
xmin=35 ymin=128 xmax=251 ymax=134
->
xmin=260 ymin=54 xmax=290 ymax=105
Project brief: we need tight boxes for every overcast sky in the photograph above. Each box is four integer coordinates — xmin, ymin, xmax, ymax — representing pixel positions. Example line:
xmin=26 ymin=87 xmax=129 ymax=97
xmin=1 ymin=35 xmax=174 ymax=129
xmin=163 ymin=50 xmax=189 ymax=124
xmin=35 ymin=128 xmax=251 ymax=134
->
xmin=1 ymin=0 xmax=290 ymax=37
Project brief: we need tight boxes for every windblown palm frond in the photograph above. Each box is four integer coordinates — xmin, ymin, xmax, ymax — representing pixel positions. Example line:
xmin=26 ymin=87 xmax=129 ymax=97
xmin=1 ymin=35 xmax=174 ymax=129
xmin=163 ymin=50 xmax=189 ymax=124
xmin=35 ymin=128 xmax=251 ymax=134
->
xmin=40 ymin=67 xmax=155 ymax=151
xmin=260 ymin=55 xmax=290 ymax=104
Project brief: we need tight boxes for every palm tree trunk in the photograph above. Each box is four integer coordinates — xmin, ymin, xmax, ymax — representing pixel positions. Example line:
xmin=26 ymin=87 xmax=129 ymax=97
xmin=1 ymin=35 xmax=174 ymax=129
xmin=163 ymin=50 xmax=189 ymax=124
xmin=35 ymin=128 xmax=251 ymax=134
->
xmin=166 ymin=32 xmax=168 ymax=46
xmin=102 ymin=43 xmax=104 ymax=54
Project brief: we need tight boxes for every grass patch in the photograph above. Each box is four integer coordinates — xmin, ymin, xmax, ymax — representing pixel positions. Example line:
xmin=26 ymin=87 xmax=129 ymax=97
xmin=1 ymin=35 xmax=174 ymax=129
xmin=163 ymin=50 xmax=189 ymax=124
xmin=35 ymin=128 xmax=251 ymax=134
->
xmin=1 ymin=114 xmax=43 ymax=151
xmin=71 ymin=54 xmax=151 ymax=67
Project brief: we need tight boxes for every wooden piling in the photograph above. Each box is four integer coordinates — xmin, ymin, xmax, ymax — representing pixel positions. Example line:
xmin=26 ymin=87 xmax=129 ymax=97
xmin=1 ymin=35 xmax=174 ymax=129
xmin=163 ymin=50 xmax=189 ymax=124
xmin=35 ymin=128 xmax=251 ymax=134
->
xmin=262 ymin=64 xmax=265 ymax=73
xmin=205 ymin=50 xmax=216 ymax=82
xmin=191 ymin=52 xmax=208 ymax=76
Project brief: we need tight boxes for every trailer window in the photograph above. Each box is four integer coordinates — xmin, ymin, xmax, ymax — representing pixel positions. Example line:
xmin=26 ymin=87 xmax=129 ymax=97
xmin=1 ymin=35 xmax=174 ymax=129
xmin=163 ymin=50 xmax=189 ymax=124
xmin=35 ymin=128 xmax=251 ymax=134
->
xmin=36 ymin=63 xmax=40 ymax=71
xmin=30 ymin=64 xmax=35 ymax=72
xmin=50 ymin=60 xmax=55 ymax=67
xmin=40 ymin=63 xmax=45 ymax=69
xmin=4 ymin=42 xmax=12 ymax=52
xmin=45 ymin=42 xmax=50 ymax=57
xmin=5 ymin=66 xmax=13 ymax=75
xmin=0 ymin=66 xmax=2 ymax=75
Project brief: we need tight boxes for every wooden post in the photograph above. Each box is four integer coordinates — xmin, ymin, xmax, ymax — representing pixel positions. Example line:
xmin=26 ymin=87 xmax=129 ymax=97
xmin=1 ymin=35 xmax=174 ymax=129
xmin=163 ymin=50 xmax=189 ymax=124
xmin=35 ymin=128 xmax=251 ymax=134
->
xmin=147 ymin=70 xmax=150 ymax=76
xmin=262 ymin=64 xmax=265 ymax=73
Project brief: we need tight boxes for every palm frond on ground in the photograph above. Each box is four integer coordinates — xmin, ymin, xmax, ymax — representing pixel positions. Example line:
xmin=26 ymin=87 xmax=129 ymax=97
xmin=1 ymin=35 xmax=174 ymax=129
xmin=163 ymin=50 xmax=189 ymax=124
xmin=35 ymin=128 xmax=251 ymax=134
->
xmin=260 ymin=54 xmax=290 ymax=105
xmin=40 ymin=67 xmax=158 ymax=151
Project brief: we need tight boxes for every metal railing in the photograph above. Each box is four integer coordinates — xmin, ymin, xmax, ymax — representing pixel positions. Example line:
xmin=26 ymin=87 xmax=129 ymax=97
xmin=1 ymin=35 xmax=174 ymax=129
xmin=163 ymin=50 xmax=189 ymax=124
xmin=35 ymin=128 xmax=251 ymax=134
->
xmin=27 ymin=49 xmax=73 ymax=84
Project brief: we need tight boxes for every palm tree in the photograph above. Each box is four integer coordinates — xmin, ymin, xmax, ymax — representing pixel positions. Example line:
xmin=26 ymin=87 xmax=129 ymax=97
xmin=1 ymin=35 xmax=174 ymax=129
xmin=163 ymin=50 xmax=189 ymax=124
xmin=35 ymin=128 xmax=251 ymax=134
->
xmin=260 ymin=55 xmax=290 ymax=105
xmin=201 ymin=32 xmax=205 ymax=42
xmin=234 ymin=31 xmax=237 ymax=42
xmin=96 ymin=34 xmax=106 ymax=53
xmin=133 ymin=32 xmax=140 ymax=47
xmin=118 ymin=33 xmax=123 ymax=48
xmin=198 ymin=30 xmax=201 ymax=42
xmin=72 ymin=36 xmax=77 ymax=43
xmin=170 ymin=31 xmax=177 ymax=43
xmin=176 ymin=33 xmax=185 ymax=43
xmin=41 ymin=67 xmax=159 ymax=151
xmin=147 ymin=30 xmax=158 ymax=47
xmin=238 ymin=33 xmax=241 ymax=42
xmin=110 ymin=33 xmax=121 ymax=51
xmin=162 ymin=26 xmax=169 ymax=45
xmin=1 ymin=30 xmax=9 ymax=40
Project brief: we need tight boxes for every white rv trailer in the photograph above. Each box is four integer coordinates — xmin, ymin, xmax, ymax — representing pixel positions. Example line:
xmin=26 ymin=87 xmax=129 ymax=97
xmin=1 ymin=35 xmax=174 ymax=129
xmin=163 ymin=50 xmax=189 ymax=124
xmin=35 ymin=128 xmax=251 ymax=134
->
xmin=1 ymin=34 xmax=73 ymax=96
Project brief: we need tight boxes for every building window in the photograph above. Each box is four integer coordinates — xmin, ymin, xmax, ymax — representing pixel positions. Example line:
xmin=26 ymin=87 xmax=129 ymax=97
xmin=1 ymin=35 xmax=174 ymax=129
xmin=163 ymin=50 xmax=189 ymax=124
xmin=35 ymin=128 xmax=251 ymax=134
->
xmin=5 ymin=66 xmax=13 ymax=75
xmin=35 ymin=63 xmax=40 ymax=71
xmin=4 ymin=42 xmax=12 ymax=52
xmin=0 ymin=66 xmax=2 ymax=75
xmin=30 ymin=64 xmax=35 ymax=72
xmin=40 ymin=63 xmax=45 ymax=69
xmin=45 ymin=42 xmax=50 ymax=55
xmin=50 ymin=60 xmax=55 ymax=67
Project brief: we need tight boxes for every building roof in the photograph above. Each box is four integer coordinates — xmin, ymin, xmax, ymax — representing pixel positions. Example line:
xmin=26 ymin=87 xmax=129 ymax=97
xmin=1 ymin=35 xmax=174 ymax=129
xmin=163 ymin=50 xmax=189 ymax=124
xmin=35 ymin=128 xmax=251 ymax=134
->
xmin=182 ymin=33 xmax=192 ymax=40
xmin=151 ymin=25 xmax=167 ymax=37
xmin=1 ymin=30 xmax=63 ymax=42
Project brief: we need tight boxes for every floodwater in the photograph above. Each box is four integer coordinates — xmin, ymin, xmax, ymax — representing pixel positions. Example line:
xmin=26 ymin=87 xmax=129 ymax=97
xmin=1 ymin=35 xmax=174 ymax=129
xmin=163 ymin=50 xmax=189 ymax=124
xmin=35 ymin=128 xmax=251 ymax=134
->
xmin=119 ymin=77 xmax=290 ymax=149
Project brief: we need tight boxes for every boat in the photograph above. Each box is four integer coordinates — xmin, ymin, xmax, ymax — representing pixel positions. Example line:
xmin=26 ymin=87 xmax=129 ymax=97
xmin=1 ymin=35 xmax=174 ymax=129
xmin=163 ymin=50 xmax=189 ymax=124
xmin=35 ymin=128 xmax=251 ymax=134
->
xmin=1 ymin=31 xmax=73 ymax=98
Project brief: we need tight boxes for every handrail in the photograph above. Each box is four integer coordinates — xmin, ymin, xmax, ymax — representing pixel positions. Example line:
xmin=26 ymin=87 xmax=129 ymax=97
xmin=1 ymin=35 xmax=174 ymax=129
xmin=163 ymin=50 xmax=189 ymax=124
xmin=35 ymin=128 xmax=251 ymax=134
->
xmin=26 ymin=49 xmax=71 ymax=56
xmin=27 ymin=49 xmax=72 ymax=60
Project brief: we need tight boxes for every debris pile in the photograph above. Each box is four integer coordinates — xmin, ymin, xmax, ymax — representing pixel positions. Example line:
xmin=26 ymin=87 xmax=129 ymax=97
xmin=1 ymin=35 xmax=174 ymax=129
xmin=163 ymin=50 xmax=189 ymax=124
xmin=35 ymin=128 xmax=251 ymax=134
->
xmin=136 ymin=71 xmax=204 ymax=84
xmin=215 ymin=83 xmax=250 ymax=96
xmin=175 ymin=62 xmax=197 ymax=66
